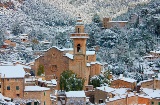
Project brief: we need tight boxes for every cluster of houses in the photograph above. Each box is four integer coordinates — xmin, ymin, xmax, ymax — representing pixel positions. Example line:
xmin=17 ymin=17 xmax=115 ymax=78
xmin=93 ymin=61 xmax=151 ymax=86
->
xmin=0 ymin=16 xmax=160 ymax=105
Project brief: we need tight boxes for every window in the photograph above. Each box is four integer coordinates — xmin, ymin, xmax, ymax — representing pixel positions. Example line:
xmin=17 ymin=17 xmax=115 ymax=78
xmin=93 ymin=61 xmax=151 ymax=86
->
xmin=152 ymin=101 xmax=154 ymax=105
xmin=51 ymin=65 xmax=57 ymax=72
xmin=77 ymin=44 xmax=81 ymax=52
xmin=7 ymin=86 xmax=10 ymax=90
xmin=44 ymin=92 xmax=46 ymax=96
xmin=44 ymin=101 xmax=46 ymax=105
xmin=16 ymin=94 xmax=19 ymax=97
xmin=16 ymin=86 xmax=19 ymax=90
xmin=99 ymin=99 xmax=103 ymax=104
xmin=0 ymin=85 xmax=1 ymax=88
xmin=77 ymin=28 xmax=80 ymax=33
xmin=7 ymin=79 xmax=9 ymax=81
xmin=34 ymin=102 xmax=38 ymax=105
xmin=26 ymin=102 xmax=31 ymax=105
xmin=86 ymin=56 xmax=88 ymax=60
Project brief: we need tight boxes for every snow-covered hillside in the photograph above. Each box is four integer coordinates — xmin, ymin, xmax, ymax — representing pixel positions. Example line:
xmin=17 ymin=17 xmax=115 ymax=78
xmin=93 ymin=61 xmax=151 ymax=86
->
xmin=43 ymin=0 xmax=151 ymax=23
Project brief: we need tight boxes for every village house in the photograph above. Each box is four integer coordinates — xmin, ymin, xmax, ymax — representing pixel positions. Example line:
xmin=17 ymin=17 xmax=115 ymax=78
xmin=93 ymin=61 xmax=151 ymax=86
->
xmin=94 ymin=86 xmax=128 ymax=104
xmin=143 ymin=50 xmax=160 ymax=61
xmin=103 ymin=17 xmax=128 ymax=29
xmin=19 ymin=34 xmax=29 ymax=43
xmin=0 ymin=64 xmax=52 ymax=105
xmin=137 ymin=77 xmax=160 ymax=90
xmin=94 ymin=85 xmax=155 ymax=105
xmin=24 ymin=86 xmax=51 ymax=105
xmin=110 ymin=74 xmax=137 ymax=90
xmin=65 ymin=91 xmax=86 ymax=105
xmin=4 ymin=39 xmax=16 ymax=47
xmin=32 ymin=16 xmax=103 ymax=89
xmin=37 ymin=78 xmax=57 ymax=92
xmin=0 ymin=65 xmax=25 ymax=99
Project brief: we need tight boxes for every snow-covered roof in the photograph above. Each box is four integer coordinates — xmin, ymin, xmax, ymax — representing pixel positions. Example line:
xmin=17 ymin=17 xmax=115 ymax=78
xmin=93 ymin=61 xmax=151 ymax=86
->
xmin=15 ymin=64 xmax=31 ymax=69
xmin=137 ymin=79 xmax=153 ymax=86
xmin=96 ymin=86 xmax=115 ymax=93
xmin=109 ymin=21 xmax=128 ymax=23
xmin=40 ymin=40 xmax=51 ymax=44
xmin=51 ymin=46 xmax=73 ymax=52
xmin=0 ymin=93 xmax=12 ymax=104
xmin=26 ymin=47 xmax=33 ymax=52
xmin=0 ymin=61 xmax=13 ymax=66
xmin=51 ymin=79 xmax=57 ymax=85
xmin=76 ymin=22 xmax=83 ymax=25
xmin=38 ymin=78 xmax=46 ymax=82
xmin=142 ymin=88 xmax=160 ymax=98
xmin=24 ymin=86 xmax=50 ymax=91
xmin=118 ymin=77 xmax=137 ymax=83
xmin=86 ymin=63 xmax=91 ymax=67
xmin=86 ymin=51 xmax=95 ymax=55
xmin=150 ymin=50 xmax=160 ymax=54
xmin=70 ymin=36 xmax=89 ymax=38
xmin=25 ymin=77 xmax=36 ymax=83
xmin=143 ymin=54 xmax=155 ymax=58
xmin=65 ymin=91 xmax=86 ymax=98
xmin=90 ymin=62 xmax=102 ymax=65
xmin=0 ymin=65 xmax=25 ymax=78
xmin=111 ymin=88 xmax=128 ymax=95
xmin=106 ymin=92 xmax=136 ymax=102
xmin=64 ymin=53 xmax=73 ymax=59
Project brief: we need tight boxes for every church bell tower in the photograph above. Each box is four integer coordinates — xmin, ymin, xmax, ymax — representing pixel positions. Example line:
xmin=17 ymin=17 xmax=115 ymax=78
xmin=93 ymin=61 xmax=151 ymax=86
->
xmin=70 ymin=15 xmax=89 ymax=55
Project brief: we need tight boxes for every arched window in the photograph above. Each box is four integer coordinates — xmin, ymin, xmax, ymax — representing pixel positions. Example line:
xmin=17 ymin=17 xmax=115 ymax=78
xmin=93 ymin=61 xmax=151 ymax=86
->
xmin=77 ymin=44 xmax=81 ymax=52
xmin=77 ymin=28 xmax=80 ymax=33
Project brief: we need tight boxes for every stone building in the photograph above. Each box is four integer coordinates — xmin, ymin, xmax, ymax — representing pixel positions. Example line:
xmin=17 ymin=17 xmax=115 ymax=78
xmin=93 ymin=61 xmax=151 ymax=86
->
xmin=0 ymin=65 xmax=25 ymax=99
xmin=0 ymin=65 xmax=52 ymax=105
xmin=103 ymin=17 xmax=128 ymax=29
xmin=65 ymin=91 xmax=86 ymax=105
xmin=32 ymin=16 xmax=102 ymax=88
xmin=24 ymin=86 xmax=51 ymax=105
xmin=110 ymin=75 xmax=137 ymax=91
xmin=94 ymin=86 xmax=152 ymax=105
xmin=138 ymin=78 xmax=160 ymax=90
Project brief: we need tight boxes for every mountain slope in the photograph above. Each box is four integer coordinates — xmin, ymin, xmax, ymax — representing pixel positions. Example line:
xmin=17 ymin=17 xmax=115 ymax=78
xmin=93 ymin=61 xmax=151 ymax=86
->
xmin=43 ymin=0 xmax=151 ymax=23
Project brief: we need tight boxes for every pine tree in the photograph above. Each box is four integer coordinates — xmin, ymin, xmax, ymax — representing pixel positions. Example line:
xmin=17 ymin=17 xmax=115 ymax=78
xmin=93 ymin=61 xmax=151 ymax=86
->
xmin=60 ymin=70 xmax=84 ymax=91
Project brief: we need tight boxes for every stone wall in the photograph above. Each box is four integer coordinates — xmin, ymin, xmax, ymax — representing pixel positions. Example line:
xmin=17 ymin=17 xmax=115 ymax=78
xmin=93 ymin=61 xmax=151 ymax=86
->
xmin=24 ymin=90 xmax=51 ymax=105
xmin=1 ymin=78 xmax=24 ymax=99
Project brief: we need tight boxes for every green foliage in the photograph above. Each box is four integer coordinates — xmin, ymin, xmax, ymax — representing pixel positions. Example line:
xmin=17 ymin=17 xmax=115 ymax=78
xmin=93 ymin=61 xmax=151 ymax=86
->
xmin=92 ymin=13 xmax=101 ymax=23
xmin=89 ymin=72 xmax=111 ymax=88
xmin=89 ymin=76 xmax=101 ymax=88
xmin=60 ymin=70 xmax=85 ymax=91
xmin=11 ymin=23 xmax=23 ymax=35
xmin=37 ymin=65 xmax=44 ymax=76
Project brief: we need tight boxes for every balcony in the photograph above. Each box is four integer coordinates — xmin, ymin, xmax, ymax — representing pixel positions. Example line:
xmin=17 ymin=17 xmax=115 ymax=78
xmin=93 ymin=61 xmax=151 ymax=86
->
xmin=70 ymin=33 xmax=89 ymax=39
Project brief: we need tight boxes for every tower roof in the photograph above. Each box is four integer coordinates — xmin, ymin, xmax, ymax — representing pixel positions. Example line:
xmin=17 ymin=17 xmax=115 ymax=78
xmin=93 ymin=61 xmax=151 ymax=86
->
xmin=70 ymin=15 xmax=89 ymax=39
xmin=76 ymin=15 xmax=83 ymax=25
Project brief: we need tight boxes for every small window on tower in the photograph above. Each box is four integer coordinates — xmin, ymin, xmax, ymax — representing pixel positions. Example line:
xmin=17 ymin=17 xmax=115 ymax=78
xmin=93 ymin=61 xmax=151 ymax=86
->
xmin=78 ymin=28 xmax=80 ymax=33
xmin=77 ymin=44 xmax=81 ymax=52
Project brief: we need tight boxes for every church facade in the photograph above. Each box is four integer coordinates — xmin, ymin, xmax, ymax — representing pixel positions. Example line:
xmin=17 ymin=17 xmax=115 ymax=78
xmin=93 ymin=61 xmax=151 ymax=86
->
xmin=32 ymin=16 xmax=102 ymax=88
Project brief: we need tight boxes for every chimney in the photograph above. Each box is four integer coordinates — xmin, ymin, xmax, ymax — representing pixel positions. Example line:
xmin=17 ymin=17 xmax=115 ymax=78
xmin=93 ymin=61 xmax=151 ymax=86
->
xmin=152 ymin=75 xmax=156 ymax=90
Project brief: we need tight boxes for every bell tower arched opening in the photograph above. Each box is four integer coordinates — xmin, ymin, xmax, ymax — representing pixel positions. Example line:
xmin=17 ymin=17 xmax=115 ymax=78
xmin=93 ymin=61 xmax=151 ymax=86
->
xmin=78 ymin=28 xmax=80 ymax=33
xmin=77 ymin=44 xmax=81 ymax=52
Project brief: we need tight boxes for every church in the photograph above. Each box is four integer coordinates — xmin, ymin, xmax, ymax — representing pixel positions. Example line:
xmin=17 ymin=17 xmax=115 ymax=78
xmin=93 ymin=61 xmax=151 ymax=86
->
xmin=32 ymin=16 xmax=103 ymax=88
